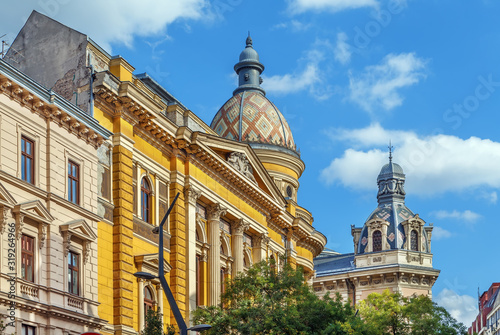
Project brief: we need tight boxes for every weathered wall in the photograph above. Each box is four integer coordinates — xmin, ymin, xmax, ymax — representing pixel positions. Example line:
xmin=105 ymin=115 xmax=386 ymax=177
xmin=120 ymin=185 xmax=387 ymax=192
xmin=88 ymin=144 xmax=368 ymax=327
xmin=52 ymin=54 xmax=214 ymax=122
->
xmin=5 ymin=11 xmax=91 ymax=113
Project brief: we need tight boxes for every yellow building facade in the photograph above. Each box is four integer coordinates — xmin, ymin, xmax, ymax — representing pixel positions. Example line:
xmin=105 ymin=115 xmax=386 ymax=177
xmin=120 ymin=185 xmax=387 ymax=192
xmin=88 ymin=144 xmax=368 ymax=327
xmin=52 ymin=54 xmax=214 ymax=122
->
xmin=5 ymin=11 xmax=327 ymax=334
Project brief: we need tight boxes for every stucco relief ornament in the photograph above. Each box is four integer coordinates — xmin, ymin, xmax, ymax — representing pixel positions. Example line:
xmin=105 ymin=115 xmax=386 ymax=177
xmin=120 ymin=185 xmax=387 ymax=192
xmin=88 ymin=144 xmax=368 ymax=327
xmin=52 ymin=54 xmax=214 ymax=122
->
xmin=0 ymin=207 xmax=9 ymax=234
xmin=378 ymin=178 xmax=406 ymax=196
xmin=227 ymin=152 xmax=257 ymax=184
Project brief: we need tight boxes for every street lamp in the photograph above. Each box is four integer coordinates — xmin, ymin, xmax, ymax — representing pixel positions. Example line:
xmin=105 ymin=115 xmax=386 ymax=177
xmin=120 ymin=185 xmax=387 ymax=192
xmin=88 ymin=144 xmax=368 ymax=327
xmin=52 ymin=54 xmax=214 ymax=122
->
xmin=134 ymin=192 xmax=211 ymax=335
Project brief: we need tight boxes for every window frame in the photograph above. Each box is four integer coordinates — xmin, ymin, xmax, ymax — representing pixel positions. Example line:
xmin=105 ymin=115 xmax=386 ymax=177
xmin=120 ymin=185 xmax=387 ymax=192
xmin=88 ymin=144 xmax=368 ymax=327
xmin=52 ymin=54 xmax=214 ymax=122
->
xmin=68 ymin=250 xmax=80 ymax=295
xmin=141 ymin=177 xmax=152 ymax=223
xmin=21 ymin=135 xmax=35 ymax=184
xmin=68 ymin=160 xmax=80 ymax=205
xmin=144 ymin=285 xmax=155 ymax=314
xmin=22 ymin=324 xmax=36 ymax=335
xmin=410 ymin=230 xmax=419 ymax=251
xmin=21 ymin=234 xmax=35 ymax=282
xmin=372 ymin=230 xmax=382 ymax=252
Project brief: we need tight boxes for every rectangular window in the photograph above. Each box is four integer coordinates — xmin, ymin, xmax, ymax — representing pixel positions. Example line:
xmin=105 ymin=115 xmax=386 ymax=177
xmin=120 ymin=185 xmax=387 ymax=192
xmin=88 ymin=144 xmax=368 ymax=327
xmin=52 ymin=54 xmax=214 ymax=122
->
xmin=21 ymin=136 xmax=35 ymax=184
xmin=21 ymin=235 xmax=34 ymax=282
xmin=22 ymin=324 xmax=36 ymax=335
xmin=220 ymin=219 xmax=231 ymax=234
xmin=68 ymin=251 xmax=79 ymax=295
xmin=243 ymin=233 xmax=253 ymax=247
xmin=220 ymin=268 xmax=226 ymax=295
xmin=68 ymin=161 xmax=80 ymax=204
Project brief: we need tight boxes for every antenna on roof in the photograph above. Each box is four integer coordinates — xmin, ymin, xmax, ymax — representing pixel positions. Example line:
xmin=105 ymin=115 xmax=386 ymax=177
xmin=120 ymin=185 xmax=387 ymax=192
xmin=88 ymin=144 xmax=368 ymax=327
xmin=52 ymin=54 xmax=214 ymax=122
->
xmin=1 ymin=34 xmax=8 ymax=59
xmin=0 ymin=34 xmax=24 ymax=63
xmin=388 ymin=140 xmax=393 ymax=163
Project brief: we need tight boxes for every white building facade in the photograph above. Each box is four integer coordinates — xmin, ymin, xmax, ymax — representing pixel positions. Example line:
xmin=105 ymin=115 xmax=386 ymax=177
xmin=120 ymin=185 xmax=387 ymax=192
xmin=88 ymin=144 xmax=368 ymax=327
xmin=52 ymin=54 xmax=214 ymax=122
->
xmin=0 ymin=59 xmax=111 ymax=335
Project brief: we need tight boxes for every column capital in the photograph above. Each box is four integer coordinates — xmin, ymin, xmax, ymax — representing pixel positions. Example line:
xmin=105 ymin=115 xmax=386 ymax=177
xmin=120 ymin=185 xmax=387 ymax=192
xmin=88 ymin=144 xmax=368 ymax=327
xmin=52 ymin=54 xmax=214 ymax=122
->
xmin=207 ymin=203 xmax=227 ymax=221
xmin=184 ymin=185 xmax=201 ymax=205
xmin=232 ymin=218 xmax=250 ymax=235
xmin=254 ymin=233 xmax=271 ymax=248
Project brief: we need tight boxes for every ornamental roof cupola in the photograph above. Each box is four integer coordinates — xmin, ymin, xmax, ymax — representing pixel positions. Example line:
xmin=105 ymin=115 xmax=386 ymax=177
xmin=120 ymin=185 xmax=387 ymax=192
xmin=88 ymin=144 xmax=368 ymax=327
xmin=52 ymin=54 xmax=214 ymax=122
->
xmin=377 ymin=151 xmax=406 ymax=205
xmin=233 ymin=34 xmax=265 ymax=96
xmin=354 ymin=150 xmax=432 ymax=255
xmin=210 ymin=34 xmax=297 ymax=154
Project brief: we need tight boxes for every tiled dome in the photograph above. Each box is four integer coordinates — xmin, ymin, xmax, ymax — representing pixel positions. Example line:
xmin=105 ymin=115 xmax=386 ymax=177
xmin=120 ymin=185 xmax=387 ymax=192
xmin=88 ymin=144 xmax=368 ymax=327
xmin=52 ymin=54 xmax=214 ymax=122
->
xmin=210 ymin=91 xmax=296 ymax=151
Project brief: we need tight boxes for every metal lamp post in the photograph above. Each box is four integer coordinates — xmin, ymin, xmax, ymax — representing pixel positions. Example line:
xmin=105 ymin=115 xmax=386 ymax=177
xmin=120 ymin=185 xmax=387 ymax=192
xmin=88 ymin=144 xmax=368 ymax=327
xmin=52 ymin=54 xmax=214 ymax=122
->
xmin=134 ymin=192 xmax=211 ymax=335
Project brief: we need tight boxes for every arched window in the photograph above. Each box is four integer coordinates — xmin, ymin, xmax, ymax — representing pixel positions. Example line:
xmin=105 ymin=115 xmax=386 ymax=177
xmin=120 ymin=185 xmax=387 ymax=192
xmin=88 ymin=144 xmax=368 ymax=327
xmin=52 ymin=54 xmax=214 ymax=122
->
xmin=410 ymin=230 xmax=418 ymax=251
xmin=141 ymin=178 xmax=151 ymax=223
xmin=372 ymin=230 xmax=382 ymax=252
xmin=144 ymin=286 xmax=154 ymax=314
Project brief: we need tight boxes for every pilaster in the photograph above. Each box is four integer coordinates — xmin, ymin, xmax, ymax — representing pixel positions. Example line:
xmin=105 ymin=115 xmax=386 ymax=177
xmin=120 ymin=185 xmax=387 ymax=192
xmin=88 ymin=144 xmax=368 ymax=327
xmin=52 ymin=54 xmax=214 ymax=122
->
xmin=111 ymin=132 xmax=135 ymax=330
xmin=184 ymin=185 xmax=201 ymax=320
xmin=206 ymin=203 xmax=226 ymax=305
xmin=169 ymin=180 xmax=187 ymax=321
xmin=253 ymin=233 xmax=270 ymax=263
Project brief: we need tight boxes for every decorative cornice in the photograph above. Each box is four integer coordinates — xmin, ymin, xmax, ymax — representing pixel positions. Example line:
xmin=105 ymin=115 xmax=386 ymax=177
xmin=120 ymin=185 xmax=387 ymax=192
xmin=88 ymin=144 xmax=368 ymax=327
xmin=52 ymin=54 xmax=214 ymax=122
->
xmin=0 ymin=71 xmax=108 ymax=149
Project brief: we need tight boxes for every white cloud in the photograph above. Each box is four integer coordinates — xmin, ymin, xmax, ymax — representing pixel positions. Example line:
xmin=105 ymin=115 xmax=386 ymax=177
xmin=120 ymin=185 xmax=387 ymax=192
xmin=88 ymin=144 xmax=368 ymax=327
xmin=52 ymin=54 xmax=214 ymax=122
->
xmin=288 ymin=0 xmax=378 ymax=14
xmin=262 ymin=44 xmax=333 ymax=100
xmin=272 ymin=20 xmax=312 ymax=32
xmin=435 ymin=289 xmax=478 ymax=326
xmin=263 ymin=64 xmax=320 ymax=95
xmin=478 ymin=190 xmax=498 ymax=204
xmin=432 ymin=226 xmax=452 ymax=240
xmin=431 ymin=210 xmax=482 ymax=224
xmin=320 ymin=123 xmax=500 ymax=196
xmin=348 ymin=53 xmax=428 ymax=113
xmin=0 ymin=1 xmax=209 ymax=53
xmin=334 ymin=32 xmax=351 ymax=65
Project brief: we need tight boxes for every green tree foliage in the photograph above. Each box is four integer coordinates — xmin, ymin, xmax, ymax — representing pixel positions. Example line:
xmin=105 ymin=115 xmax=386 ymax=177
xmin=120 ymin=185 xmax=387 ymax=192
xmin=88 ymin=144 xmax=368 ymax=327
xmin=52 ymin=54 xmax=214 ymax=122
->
xmin=357 ymin=290 xmax=467 ymax=335
xmin=192 ymin=260 xmax=368 ymax=335
xmin=142 ymin=308 xmax=176 ymax=335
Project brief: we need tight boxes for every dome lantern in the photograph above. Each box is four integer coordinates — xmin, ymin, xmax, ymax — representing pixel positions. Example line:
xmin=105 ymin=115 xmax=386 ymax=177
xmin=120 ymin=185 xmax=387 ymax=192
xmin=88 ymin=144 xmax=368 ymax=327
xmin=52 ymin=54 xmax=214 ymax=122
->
xmin=233 ymin=33 xmax=265 ymax=96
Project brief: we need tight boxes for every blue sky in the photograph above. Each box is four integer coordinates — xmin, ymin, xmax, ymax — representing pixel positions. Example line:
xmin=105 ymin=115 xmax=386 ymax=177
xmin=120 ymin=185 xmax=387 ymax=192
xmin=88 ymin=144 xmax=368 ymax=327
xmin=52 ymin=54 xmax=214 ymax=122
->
xmin=2 ymin=0 xmax=499 ymax=325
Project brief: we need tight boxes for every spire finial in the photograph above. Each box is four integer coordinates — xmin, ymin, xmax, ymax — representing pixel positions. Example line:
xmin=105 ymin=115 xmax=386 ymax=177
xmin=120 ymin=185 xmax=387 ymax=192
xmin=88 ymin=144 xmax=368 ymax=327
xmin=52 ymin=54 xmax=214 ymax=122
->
xmin=388 ymin=140 xmax=393 ymax=163
xmin=246 ymin=31 xmax=253 ymax=47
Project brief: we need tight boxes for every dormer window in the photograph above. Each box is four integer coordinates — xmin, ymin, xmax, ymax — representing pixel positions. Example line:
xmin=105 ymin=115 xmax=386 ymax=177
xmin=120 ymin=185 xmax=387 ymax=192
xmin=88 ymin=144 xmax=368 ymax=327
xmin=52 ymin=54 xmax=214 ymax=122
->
xmin=372 ymin=230 xmax=382 ymax=252
xmin=410 ymin=230 xmax=418 ymax=251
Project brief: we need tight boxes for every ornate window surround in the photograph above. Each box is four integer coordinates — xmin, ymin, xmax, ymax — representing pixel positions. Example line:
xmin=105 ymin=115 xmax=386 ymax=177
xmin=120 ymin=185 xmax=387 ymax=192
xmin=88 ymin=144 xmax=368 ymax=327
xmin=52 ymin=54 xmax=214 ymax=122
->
xmin=365 ymin=218 xmax=389 ymax=253
xmin=60 ymin=219 xmax=97 ymax=301
xmin=135 ymin=253 xmax=172 ymax=330
xmin=401 ymin=214 xmax=426 ymax=252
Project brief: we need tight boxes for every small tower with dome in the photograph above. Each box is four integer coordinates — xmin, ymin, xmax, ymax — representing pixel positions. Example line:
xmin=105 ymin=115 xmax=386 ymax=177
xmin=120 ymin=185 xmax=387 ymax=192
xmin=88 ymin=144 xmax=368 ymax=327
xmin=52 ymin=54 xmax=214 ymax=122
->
xmin=313 ymin=151 xmax=440 ymax=303
xmin=210 ymin=35 xmax=304 ymax=203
